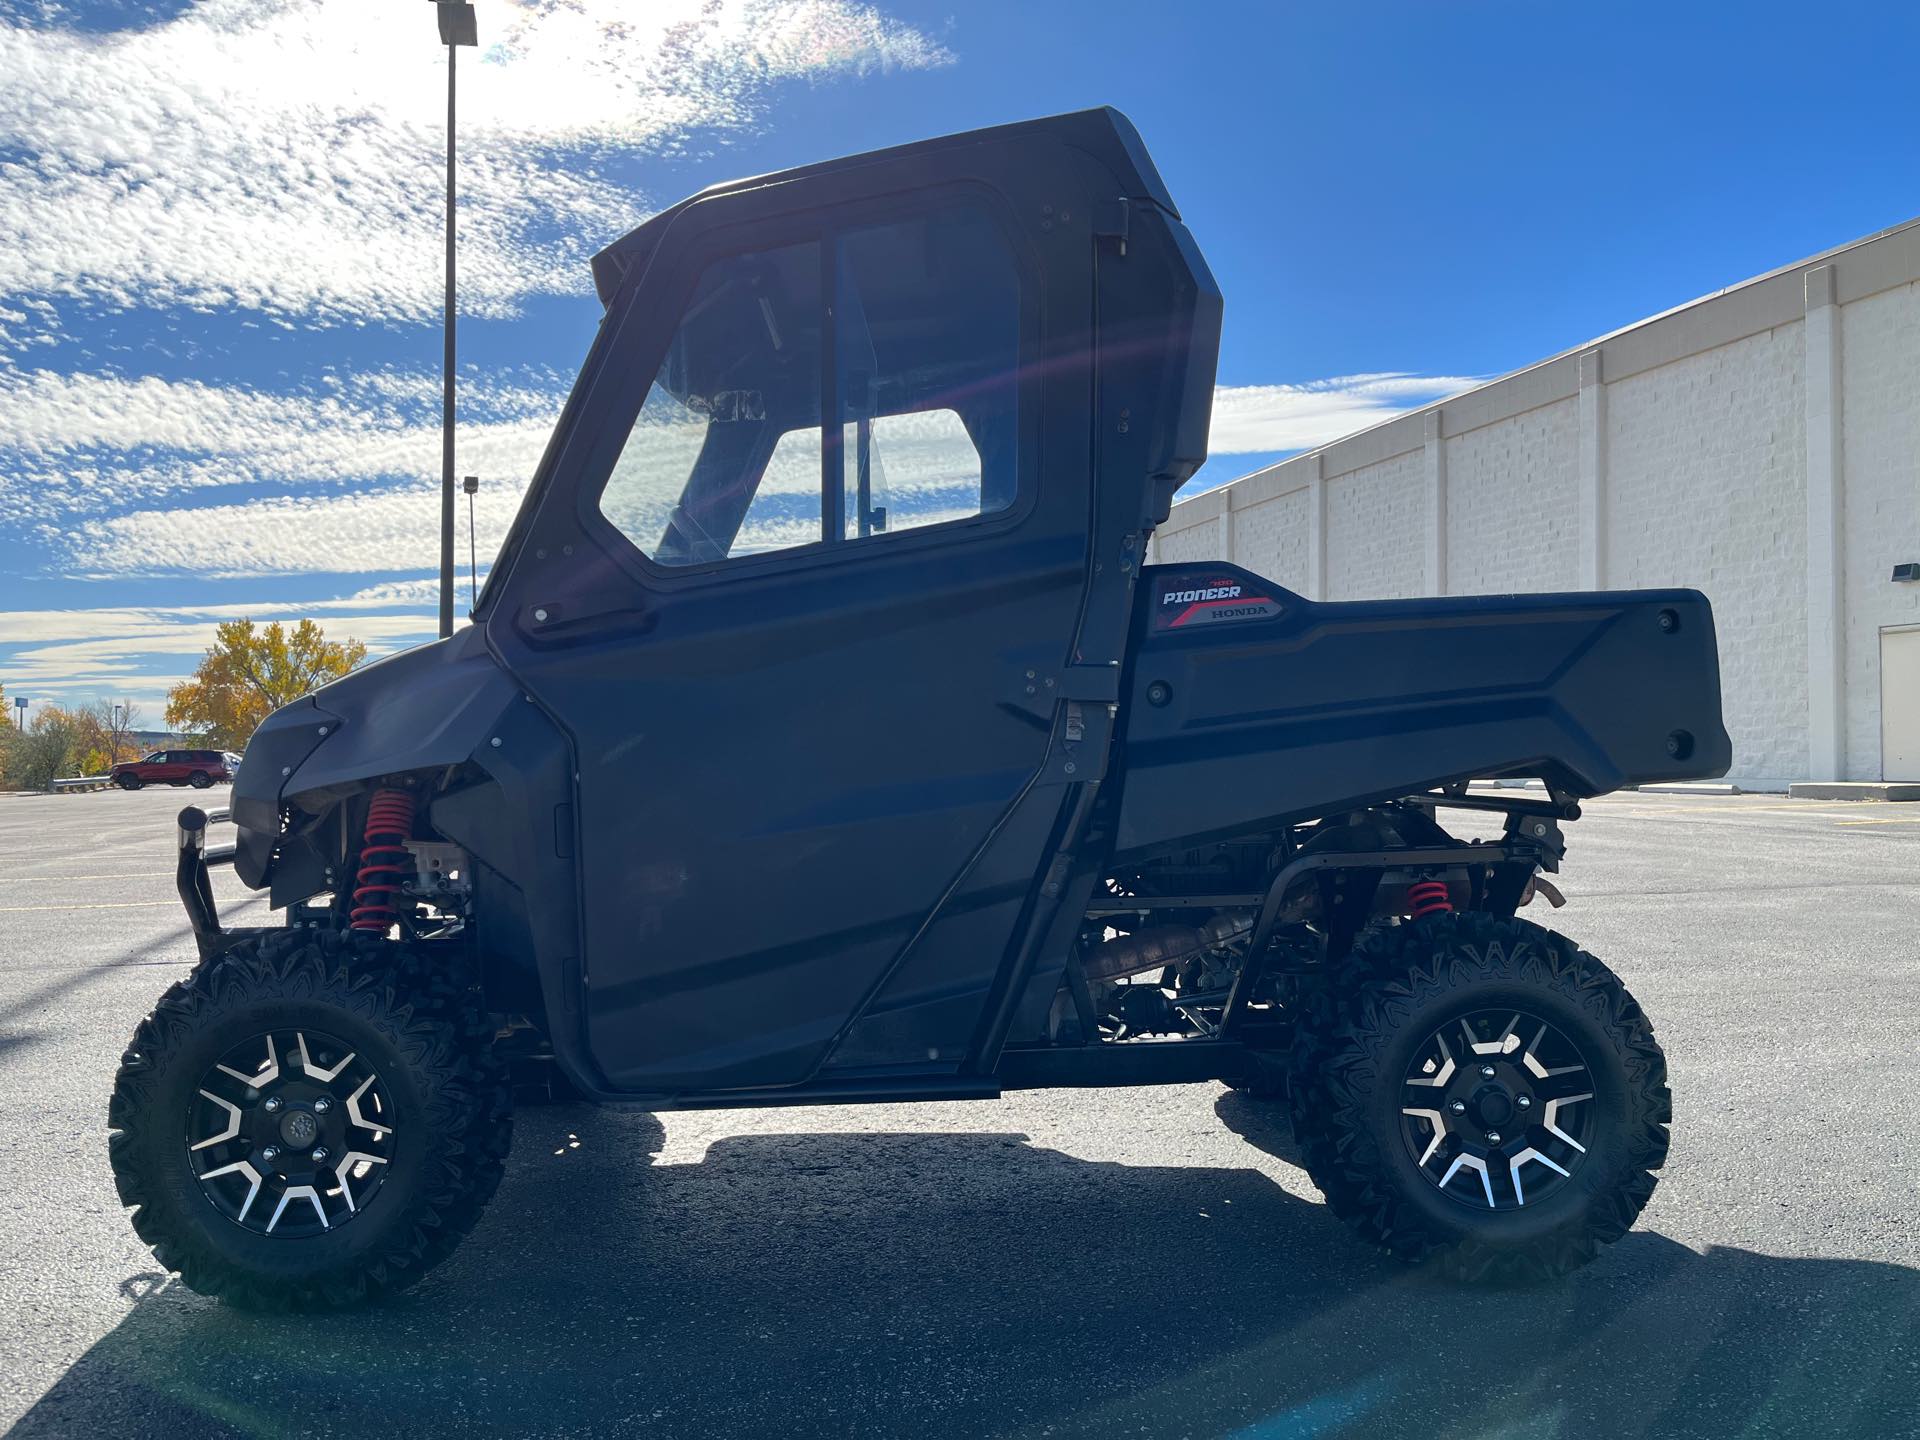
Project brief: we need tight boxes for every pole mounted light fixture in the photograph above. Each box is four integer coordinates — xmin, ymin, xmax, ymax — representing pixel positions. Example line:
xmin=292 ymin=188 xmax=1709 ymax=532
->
xmin=436 ymin=0 xmax=477 ymax=47
xmin=463 ymin=474 xmax=480 ymax=615
xmin=431 ymin=1 xmax=478 ymax=639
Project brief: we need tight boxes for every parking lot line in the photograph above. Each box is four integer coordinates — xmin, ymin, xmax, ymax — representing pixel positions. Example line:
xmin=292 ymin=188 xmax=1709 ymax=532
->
xmin=0 ymin=872 xmax=174 ymax=883
xmin=0 ymin=899 xmax=183 ymax=914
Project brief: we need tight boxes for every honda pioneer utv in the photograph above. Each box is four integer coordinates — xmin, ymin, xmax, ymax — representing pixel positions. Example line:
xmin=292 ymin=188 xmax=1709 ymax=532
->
xmin=110 ymin=109 xmax=1729 ymax=1308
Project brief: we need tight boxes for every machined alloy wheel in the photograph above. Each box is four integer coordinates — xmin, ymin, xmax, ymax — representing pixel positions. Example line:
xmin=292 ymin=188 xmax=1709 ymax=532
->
xmin=1286 ymin=912 xmax=1670 ymax=1280
xmin=189 ymin=770 xmax=213 ymax=788
xmin=187 ymin=1028 xmax=397 ymax=1237
xmin=118 ymin=774 xmax=141 ymax=790
xmin=1398 ymin=1007 xmax=1594 ymax=1212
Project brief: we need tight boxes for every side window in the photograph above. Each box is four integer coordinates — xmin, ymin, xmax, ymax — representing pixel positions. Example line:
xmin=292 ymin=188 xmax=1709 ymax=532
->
xmin=599 ymin=241 xmax=823 ymax=567
xmin=737 ymin=425 xmax=827 ymax=557
xmin=597 ymin=201 xmax=1020 ymax=568
xmin=835 ymin=209 xmax=1019 ymax=539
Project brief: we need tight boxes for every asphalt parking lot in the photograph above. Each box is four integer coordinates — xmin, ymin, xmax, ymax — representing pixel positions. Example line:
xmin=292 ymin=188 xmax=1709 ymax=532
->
xmin=0 ymin=786 xmax=1915 ymax=1438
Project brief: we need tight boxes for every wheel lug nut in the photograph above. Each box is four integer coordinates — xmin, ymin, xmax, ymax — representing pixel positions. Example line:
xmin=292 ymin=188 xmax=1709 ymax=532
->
xmin=312 ymin=1147 xmax=328 ymax=1163
xmin=263 ymin=1097 xmax=281 ymax=1113
xmin=1517 ymin=1095 xmax=1532 ymax=1109
xmin=313 ymin=1097 xmax=332 ymax=1114
xmin=262 ymin=1146 xmax=280 ymax=1162
xmin=1449 ymin=1100 xmax=1467 ymax=1114
xmin=1480 ymin=1064 xmax=1497 ymax=1078
xmin=1486 ymin=1131 xmax=1502 ymax=1144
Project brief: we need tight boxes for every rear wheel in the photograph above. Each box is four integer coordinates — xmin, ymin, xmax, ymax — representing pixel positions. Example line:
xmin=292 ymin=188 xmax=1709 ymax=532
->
xmin=109 ymin=934 xmax=513 ymax=1308
xmin=189 ymin=770 xmax=212 ymax=789
xmin=1286 ymin=913 xmax=1669 ymax=1280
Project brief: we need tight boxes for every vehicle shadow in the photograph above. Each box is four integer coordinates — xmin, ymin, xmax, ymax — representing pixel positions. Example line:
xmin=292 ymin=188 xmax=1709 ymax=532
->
xmin=13 ymin=1103 xmax=1916 ymax=1439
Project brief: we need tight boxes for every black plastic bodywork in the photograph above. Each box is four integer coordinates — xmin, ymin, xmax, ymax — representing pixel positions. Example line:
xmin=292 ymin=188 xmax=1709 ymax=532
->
xmin=1116 ymin=563 xmax=1730 ymax=859
xmin=213 ymin=108 xmax=1729 ymax=1111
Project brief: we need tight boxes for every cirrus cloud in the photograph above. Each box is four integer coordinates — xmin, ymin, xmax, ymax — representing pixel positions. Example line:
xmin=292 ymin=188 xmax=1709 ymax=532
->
xmin=1207 ymin=373 xmax=1482 ymax=455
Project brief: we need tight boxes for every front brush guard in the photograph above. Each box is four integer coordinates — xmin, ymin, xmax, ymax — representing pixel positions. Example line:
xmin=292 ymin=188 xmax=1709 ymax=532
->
xmin=176 ymin=806 xmax=272 ymax=963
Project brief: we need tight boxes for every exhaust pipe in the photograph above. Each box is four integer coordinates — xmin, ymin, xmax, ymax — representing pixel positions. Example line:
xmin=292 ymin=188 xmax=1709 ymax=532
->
xmin=1083 ymin=910 xmax=1252 ymax=984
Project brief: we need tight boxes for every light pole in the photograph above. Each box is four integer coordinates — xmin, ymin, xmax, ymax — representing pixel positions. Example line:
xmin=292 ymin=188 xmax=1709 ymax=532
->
xmin=432 ymin=1 xmax=477 ymax=639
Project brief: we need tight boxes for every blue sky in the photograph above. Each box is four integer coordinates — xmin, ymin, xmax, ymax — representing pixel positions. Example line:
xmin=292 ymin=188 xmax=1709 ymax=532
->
xmin=1 ymin=0 xmax=1916 ymax=725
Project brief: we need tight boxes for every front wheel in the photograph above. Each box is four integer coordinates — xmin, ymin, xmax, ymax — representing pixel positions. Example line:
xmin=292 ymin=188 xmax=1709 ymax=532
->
xmin=1286 ymin=913 xmax=1670 ymax=1280
xmin=108 ymin=935 xmax=513 ymax=1308
xmin=118 ymin=774 xmax=141 ymax=790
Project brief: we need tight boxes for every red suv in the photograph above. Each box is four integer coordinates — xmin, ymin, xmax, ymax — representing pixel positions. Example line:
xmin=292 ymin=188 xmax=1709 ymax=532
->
xmin=111 ymin=749 xmax=239 ymax=790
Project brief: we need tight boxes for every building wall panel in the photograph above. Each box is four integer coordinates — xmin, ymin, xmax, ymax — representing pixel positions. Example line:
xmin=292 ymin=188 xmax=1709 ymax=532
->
xmin=1604 ymin=324 xmax=1807 ymax=787
xmin=1325 ymin=451 xmax=1425 ymax=601
xmin=1236 ymin=487 xmax=1313 ymax=594
xmin=1444 ymin=399 xmax=1580 ymax=594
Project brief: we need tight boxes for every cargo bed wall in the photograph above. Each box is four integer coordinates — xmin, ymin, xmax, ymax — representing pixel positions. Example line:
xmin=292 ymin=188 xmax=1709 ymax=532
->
xmin=1111 ymin=563 xmax=1731 ymax=861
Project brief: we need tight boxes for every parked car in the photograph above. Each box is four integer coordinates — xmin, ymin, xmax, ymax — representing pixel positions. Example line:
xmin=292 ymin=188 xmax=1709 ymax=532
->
xmin=111 ymin=748 xmax=235 ymax=790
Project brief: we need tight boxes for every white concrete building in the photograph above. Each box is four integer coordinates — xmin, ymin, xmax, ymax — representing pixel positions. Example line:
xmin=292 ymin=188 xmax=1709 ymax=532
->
xmin=1154 ymin=220 xmax=1920 ymax=791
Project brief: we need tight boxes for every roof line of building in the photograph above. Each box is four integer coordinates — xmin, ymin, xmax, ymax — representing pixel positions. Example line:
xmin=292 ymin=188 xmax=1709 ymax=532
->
xmin=1167 ymin=212 xmax=1920 ymax=527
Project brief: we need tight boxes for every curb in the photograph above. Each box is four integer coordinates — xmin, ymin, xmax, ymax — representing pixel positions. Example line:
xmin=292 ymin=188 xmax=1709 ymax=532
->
xmin=1787 ymin=781 xmax=1920 ymax=802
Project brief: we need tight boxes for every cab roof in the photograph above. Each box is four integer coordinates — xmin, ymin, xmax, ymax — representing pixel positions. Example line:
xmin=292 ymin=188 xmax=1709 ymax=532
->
xmin=588 ymin=107 xmax=1177 ymax=309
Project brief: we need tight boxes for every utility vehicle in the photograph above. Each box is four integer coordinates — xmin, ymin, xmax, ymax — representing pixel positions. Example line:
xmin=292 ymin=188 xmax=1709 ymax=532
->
xmin=110 ymin=110 xmax=1729 ymax=1307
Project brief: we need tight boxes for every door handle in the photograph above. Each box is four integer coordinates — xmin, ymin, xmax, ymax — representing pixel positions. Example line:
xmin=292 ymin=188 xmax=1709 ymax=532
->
xmin=517 ymin=603 xmax=657 ymax=647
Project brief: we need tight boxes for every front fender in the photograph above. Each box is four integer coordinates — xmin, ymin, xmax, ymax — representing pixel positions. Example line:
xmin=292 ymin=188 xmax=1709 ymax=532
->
xmin=230 ymin=698 xmax=342 ymax=888
xmin=228 ymin=626 xmax=519 ymax=890
xmin=282 ymin=626 xmax=519 ymax=801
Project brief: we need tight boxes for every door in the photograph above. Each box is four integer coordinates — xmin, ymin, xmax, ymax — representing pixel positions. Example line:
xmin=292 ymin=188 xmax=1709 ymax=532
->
xmin=491 ymin=179 xmax=1098 ymax=1093
xmin=1883 ymin=627 xmax=1920 ymax=780
xmin=160 ymin=751 xmax=192 ymax=783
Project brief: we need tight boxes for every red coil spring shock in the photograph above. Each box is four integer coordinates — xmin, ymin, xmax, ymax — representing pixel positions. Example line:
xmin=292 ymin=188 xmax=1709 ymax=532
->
xmin=349 ymin=789 xmax=417 ymax=933
xmin=1406 ymin=879 xmax=1453 ymax=921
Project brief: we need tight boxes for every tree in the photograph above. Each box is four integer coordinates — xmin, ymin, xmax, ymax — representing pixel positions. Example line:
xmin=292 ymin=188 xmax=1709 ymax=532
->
xmin=166 ymin=620 xmax=368 ymax=751
xmin=11 ymin=705 xmax=81 ymax=789
xmin=72 ymin=698 xmax=145 ymax=768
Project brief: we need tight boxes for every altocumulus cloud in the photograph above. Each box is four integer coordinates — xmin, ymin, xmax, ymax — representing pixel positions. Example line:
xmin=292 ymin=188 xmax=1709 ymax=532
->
xmin=0 ymin=0 xmax=1476 ymax=714
xmin=8 ymin=365 xmax=1484 ymax=577
xmin=0 ymin=0 xmax=951 ymax=323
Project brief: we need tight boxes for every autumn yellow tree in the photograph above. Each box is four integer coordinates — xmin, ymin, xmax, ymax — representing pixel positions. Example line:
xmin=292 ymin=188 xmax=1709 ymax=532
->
xmin=166 ymin=620 xmax=368 ymax=750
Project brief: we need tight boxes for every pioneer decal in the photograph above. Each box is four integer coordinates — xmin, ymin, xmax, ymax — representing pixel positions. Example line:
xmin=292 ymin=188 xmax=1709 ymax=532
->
xmin=1150 ymin=572 xmax=1285 ymax=631
xmin=1163 ymin=583 xmax=1243 ymax=605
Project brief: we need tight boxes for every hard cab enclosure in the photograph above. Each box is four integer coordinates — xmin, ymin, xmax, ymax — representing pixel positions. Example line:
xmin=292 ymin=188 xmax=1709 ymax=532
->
xmin=223 ymin=108 xmax=1729 ymax=1106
